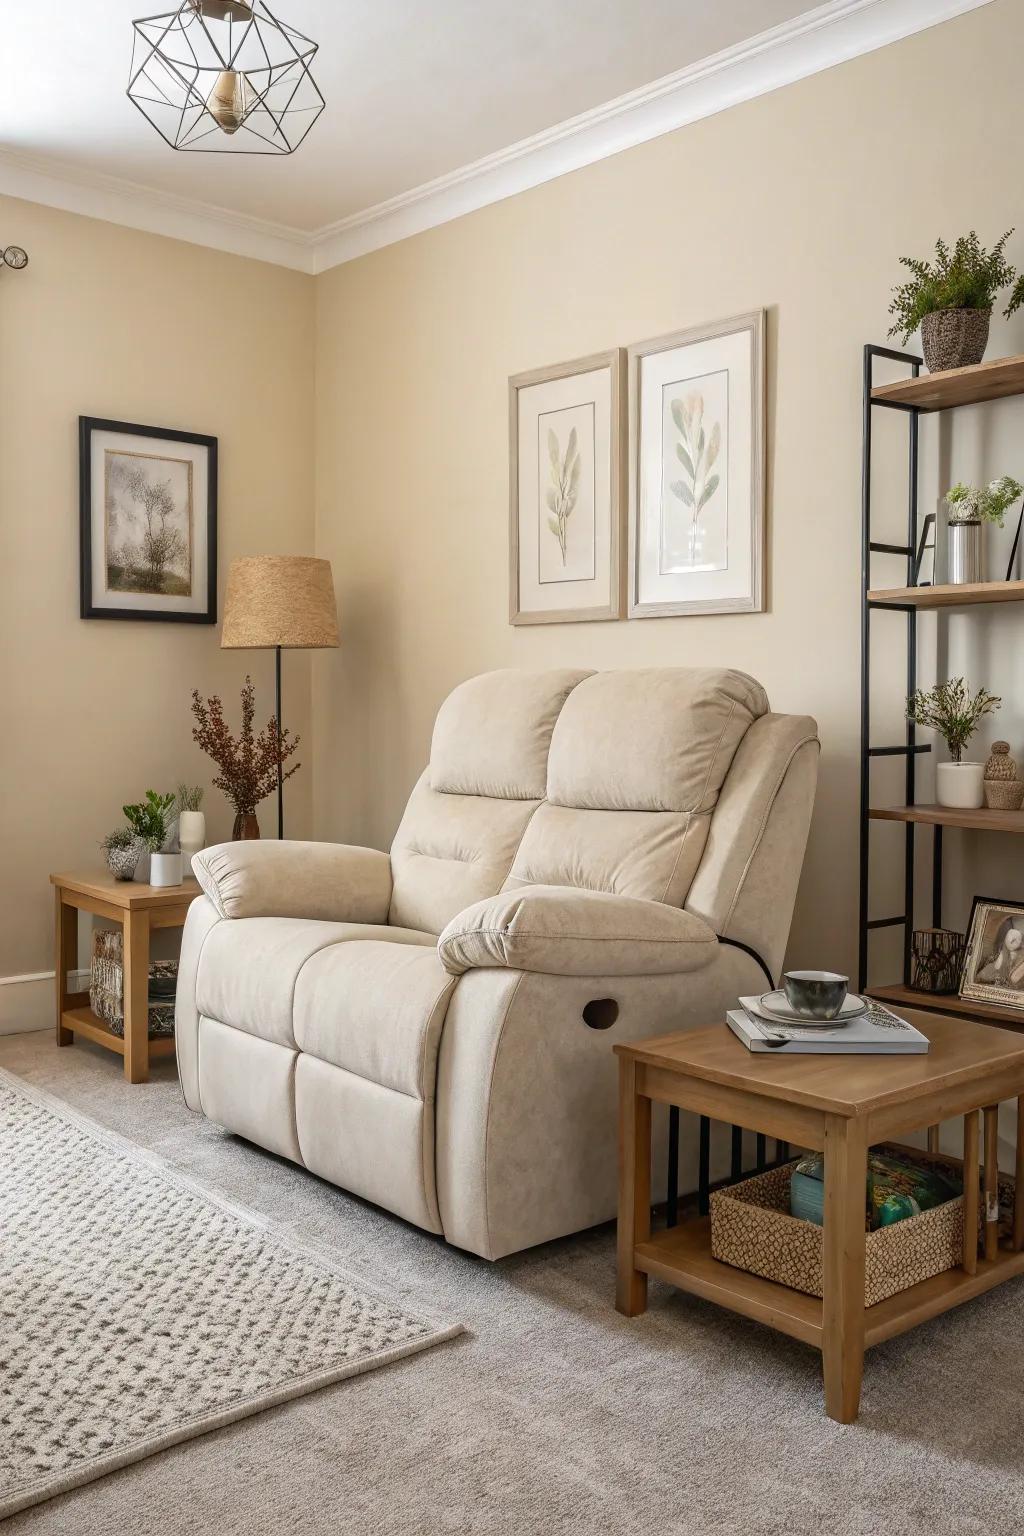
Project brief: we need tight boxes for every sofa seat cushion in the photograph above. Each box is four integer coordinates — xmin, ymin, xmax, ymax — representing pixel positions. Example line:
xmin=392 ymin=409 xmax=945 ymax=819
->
xmin=194 ymin=917 xmax=435 ymax=1049
xmin=294 ymin=942 xmax=455 ymax=1099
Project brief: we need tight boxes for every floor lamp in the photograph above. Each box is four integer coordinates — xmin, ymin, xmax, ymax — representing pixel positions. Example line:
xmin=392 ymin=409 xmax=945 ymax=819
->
xmin=221 ymin=556 xmax=339 ymax=839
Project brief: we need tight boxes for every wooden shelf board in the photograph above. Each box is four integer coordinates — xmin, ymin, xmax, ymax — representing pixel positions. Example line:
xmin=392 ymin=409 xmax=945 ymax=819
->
xmin=636 ymin=1218 xmax=823 ymax=1348
xmin=865 ymin=1246 xmax=1024 ymax=1346
xmin=868 ymin=580 xmax=1024 ymax=610
xmin=871 ymin=352 xmax=1024 ymax=412
xmin=869 ymin=803 xmax=1024 ymax=833
xmin=868 ymin=985 xmax=1024 ymax=1033
xmin=636 ymin=1217 xmax=1024 ymax=1355
xmin=61 ymin=1006 xmax=176 ymax=1058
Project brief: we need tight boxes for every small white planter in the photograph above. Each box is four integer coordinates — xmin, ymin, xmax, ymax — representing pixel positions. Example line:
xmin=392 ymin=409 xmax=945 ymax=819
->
xmin=936 ymin=761 xmax=985 ymax=810
xmin=178 ymin=810 xmax=206 ymax=873
xmin=149 ymin=852 xmax=183 ymax=887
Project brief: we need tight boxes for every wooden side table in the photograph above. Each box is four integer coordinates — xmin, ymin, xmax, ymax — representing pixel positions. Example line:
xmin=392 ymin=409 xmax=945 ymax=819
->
xmin=616 ymin=1011 xmax=1024 ymax=1423
xmin=51 ymin=870 xmax=200 ymax=1084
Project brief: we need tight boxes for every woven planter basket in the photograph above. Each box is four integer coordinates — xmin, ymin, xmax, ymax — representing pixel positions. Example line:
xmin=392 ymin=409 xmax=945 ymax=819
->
xmin=984 ymin=779 xmax=1024 ymax=811
xmin=921 ymin=308 xmax=990 ymax=372
xmin=710 ymin=1146 xmax=1015 ymax=1308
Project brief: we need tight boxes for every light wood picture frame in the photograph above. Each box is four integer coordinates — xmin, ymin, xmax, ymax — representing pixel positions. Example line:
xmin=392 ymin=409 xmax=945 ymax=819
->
xmin=509 ymin=349 xmax=625 ymax=625
xmin=960 ymin=895 xmax=1024 ymax=1014
xmin=627 ymin=311 xmax=765 ymax=618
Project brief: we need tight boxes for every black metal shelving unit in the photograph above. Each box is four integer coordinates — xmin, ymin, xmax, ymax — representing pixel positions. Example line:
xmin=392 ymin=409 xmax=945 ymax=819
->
xmin=859 ymin=343 xmax=926 ymax=997
xmin=859 ymin=343 xmax=1024 ymax=1020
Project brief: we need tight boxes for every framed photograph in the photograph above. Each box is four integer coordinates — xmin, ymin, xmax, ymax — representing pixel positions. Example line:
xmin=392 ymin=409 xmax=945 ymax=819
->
xmin=627 ymin=311 xmax=764 ymax=617
xmin=960 ymin=895 xmax=1024 ymax=1013
xmin=509 ymin=350 xmax=624 ymax=624
xmin=79 ymin=416 xmax=218 ymax=623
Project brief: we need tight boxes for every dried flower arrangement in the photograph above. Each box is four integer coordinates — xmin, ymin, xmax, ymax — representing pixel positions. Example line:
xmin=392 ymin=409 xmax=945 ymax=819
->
xmin=190 ymin=675 xmax=299 ymax=836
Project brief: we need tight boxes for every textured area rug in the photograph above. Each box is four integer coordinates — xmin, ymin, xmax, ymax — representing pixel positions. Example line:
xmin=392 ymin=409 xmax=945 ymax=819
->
xmin=0 ymin=1068 xmax=461 ymax=1519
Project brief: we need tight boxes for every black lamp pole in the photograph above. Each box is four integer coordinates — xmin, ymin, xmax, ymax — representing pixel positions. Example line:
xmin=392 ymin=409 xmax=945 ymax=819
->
xmin=275 ymin=644 xmax=284 ymax=840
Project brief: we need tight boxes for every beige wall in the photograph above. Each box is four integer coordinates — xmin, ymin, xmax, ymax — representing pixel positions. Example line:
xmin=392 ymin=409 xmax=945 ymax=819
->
xmin=313 ymin=0 xmax=1024 ymax=979
xmin=0 ymin=197 xmax=315 ymax=979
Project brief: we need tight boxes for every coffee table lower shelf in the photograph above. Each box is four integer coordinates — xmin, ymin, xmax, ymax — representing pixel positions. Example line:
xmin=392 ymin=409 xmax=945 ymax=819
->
xmin=61 ymin=1003 xmax=177 ymax=1061
xmin=636 ymin=1217 xmax=1024 ymax=1351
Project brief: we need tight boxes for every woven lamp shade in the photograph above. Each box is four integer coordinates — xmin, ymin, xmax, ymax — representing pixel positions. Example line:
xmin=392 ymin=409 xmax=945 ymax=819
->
xmin=221 ymin=557 xmax=339 ymax=650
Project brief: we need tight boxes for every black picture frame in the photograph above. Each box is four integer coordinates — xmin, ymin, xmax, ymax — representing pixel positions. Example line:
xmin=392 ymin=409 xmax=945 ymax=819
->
xmin=79 ymin=416 xmax=218 ymax=623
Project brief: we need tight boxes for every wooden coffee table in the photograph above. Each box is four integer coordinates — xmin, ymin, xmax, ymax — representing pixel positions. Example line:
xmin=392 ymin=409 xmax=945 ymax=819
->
xmin=52 ymin=870 xmax=200 ymax=1084
xmin=615 ymin=1011 xmax=1024 ymax=1422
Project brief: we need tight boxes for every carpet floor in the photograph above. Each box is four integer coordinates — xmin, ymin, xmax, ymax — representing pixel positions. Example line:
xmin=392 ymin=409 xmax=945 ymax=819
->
xmin=2 ymin=1028 xmax=1023 ymax=1536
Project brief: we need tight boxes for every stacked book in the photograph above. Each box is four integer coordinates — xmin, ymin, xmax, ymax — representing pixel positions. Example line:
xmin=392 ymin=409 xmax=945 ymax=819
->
xmin=727 ymin=994 xmax=929 ymax=1054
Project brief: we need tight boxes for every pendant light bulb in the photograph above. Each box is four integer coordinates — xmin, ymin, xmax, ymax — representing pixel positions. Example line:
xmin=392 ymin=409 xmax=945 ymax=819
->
xmin=206 ymin=69 xmax=252 ymax=134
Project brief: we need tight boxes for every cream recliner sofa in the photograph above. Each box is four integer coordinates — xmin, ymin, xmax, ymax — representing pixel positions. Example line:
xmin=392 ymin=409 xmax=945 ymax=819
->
xmin=177 ymin=668 xmax=818 ymax=1259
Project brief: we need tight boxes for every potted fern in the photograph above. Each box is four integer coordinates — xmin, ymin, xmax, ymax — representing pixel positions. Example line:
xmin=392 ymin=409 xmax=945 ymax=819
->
xmin=888 ymin=230 xmax=1024 ymax=373
xmin=944 ymin=475 xmax=1023 ymax=584
xmin=906 ymin=679 xmax=1001 ymax=809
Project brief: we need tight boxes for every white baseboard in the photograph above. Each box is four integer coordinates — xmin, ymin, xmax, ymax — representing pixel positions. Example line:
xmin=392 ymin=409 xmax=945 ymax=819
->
xmin=0 ymin=972 xmax=55 ymax=1035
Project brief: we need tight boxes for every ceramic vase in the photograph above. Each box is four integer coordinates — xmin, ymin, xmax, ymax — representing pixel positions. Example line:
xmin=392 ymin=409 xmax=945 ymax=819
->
xmin=178 ymin=810 xmax=206 ymax=873
xmin=232 ymin=811 xmax=260 ymax=840
xmin=935 ymin=761 xmax=985 ymax=810
xmin=149 ymin=851 xmax=183 ymax=887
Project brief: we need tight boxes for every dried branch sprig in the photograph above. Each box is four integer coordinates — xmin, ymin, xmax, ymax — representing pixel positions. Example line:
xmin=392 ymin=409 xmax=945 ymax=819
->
xmin=190 ymin=676 xmax=300 ymax=816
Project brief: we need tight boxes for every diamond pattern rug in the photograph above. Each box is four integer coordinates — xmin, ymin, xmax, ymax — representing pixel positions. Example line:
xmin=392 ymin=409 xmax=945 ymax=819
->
xmin=0 ymin=1068 xmax=462 ymax=1519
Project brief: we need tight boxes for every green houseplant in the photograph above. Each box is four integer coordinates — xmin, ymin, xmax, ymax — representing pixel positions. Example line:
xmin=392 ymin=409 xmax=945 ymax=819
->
xmin=123 ymin=790 xmax=179 ymax=885
xmin=944 ymin=475 xmax=1024 ymax=584
xmin=888 ymin=230 xmax=1024 ymax=372
xmin=906 ymin=678 xmax=1001 ymax=808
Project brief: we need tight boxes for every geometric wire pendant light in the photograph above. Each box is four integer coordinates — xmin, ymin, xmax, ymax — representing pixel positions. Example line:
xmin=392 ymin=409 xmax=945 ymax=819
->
xmin=127 ymin=0 xmax=324 ymax=155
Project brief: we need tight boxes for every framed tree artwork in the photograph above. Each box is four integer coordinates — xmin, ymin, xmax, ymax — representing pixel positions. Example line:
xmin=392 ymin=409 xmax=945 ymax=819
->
xmin=79 ymin=417 xmax=218 ymax=623
xmin=627 ymin=312 xmax=765 ymax=617
xmin=509 ymin=350 xmax=624 ymax=624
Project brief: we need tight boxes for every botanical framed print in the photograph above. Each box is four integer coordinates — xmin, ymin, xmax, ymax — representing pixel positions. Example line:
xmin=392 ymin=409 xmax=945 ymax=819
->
xmin=509 ymin=350 xmax=624 ymax=624
xmin=79 ymin=417 xmax=218 ymax=623
xmin=960 ymin=895 xmax=1024 ymax=1013
xmin=627 ymin=311 xmax=765 ymax=617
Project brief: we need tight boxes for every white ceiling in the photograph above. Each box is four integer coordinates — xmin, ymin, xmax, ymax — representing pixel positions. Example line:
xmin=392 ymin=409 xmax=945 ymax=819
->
xmin=0 ymin=0 xmax=992 ymax=268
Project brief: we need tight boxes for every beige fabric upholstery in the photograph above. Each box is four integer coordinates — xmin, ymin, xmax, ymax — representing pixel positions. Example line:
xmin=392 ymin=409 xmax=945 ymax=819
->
xmin=193 ymin=840 xmax=392 ymax=923
xmin=429 ymin=668 xmax=590 ymax=798
xmin=195 ymin=917 xmax=433 ymax=1049
xmin=505 ymin=802 xmax=702 ymax=904
xmin=435 ymin=946 xmax=766 ymax=1259
xmin=437 ymin=884 xmax=718 ymax=977
xmin=546 ymin=668 xmax=767 ymax=812
xmin=686 ymin=713 xmax=820 ymax=981
xmin=389 ymin=771 xmax=538 ymax=934
xmin=294 ymin=941 xmax=455 ymax=1094
xmin=176 ymin=665 xmax=819 ymax=1261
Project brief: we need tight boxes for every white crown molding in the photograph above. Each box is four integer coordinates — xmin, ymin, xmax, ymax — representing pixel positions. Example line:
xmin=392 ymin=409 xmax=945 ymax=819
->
xmin=0 ymin=0 xmax=995 ymax=276
xmin=0 ymin=146 xmax=316 ymax=273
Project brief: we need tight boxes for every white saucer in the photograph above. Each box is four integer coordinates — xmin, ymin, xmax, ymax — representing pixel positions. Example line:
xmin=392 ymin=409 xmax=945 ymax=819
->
xmin=755 ymin=990 xmax=867 ymax=1026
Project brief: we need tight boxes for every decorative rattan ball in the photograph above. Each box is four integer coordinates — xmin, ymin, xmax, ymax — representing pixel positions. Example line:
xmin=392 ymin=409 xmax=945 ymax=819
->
xmin=984 ymin=741 xmax=1017 ymax=781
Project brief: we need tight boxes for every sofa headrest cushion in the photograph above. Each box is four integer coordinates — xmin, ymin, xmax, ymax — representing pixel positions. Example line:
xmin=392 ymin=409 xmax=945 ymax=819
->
xmin=545 ymin=668 xmax=769 ymax=813
xmin=430 ymin=668 xmax=591 ymax=800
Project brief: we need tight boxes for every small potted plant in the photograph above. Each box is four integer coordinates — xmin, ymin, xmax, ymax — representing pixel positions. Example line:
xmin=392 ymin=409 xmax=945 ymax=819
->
xmin=907 ymin=679 xmax=1001 ymax=809
xmin=123 ymin=790 xmax=179 ymax=885
xmin=190 ymin=676 xmax=299 ymax=839
xmin=176 ymin=784 xmax=206 ymax=873
xmin=944 ymin=475 xmax=1023 ymax=584
xmin=888 ymin=230 xmax=1024 ymax=372
xmin=101 ymin=827 xmax=140 ymax=882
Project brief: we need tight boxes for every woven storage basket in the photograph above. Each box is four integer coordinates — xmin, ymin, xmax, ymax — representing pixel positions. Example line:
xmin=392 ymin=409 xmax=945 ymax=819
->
xmin=89 ymin=930 xmax=176 ymax=1039
xmin=710 ymin=1146 xmax=1014 ymax=1308
xmin=984 ymin=779 xmax=1024 ymax=811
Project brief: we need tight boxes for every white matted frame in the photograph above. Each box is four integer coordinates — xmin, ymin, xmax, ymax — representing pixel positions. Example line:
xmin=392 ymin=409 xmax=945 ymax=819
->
xmin=509 ymin=349 xmax=625 ymax=625
xmin=627 ymin=311 xmax=764 ymax=617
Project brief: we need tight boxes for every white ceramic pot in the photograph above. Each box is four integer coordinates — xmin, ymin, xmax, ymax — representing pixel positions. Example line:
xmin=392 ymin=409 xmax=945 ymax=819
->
xmin=178 ymin=810 xmax=206 ymax=873
xmin=149 ymin=851 xmax=183 ymax=887
xmin=936 ymin=761 xmax=985 ymax=810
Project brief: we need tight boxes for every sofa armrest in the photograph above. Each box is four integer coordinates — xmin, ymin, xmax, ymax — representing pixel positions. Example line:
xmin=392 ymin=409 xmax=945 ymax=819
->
xmin=192 ymin=840 xmax=393 ymax=923
xmin=437 ymin=883 xmax=719 ymax=977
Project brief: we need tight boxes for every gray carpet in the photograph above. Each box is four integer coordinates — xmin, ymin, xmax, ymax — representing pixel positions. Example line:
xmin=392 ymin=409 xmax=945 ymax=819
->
xmin=2 ymin=1028 xmax=1023 ymax=1536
